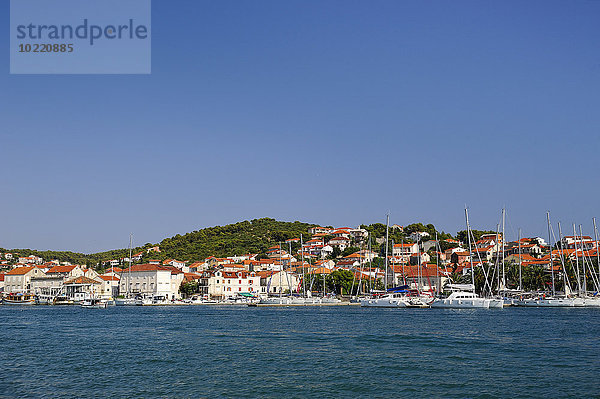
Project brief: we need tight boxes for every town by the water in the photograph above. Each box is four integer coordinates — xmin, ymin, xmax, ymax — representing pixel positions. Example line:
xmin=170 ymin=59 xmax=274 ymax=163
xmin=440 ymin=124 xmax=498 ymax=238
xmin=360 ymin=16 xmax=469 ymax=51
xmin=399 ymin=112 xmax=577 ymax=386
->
xmin=2 ymin=213 xmax=600 ymax=309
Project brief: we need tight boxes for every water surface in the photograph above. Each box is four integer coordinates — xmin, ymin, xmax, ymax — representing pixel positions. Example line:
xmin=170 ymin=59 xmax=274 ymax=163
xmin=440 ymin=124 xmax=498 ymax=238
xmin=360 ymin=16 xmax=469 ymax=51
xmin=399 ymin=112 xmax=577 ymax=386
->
xmin=0 ymin=305 xmax=598 ymax=398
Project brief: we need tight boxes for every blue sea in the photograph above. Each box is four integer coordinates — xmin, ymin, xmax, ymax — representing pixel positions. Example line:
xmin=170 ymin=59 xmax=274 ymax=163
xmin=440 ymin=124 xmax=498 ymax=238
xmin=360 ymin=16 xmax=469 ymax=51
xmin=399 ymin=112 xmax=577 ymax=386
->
xmin=0 ymin=305 xmax=598 ymax=398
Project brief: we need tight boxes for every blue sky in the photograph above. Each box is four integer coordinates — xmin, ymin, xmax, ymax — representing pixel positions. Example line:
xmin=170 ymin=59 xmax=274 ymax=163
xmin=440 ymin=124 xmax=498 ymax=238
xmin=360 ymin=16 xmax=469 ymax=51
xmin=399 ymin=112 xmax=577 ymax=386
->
xmin=1 ymin=0 xmax=599 ymax=253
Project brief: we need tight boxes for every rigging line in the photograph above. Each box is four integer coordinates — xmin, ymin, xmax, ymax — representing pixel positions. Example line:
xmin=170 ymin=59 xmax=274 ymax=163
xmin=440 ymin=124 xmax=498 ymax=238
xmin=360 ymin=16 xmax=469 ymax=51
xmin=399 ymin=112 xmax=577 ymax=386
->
xmin=468 ymin=223 xmax=494 ymax=295
xmin=552 ymin=222 xmax=572 ymax=293
xmin=504 ymin=209 xmax=520 ymax=244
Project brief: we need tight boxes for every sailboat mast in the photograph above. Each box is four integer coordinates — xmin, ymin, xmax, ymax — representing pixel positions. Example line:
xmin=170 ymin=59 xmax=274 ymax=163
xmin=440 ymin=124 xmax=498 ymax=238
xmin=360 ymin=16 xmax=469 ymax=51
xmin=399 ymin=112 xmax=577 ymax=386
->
xmin=300 ymin=234 xmax=305 ymax=297
xmin=417 ymin=237 xmax=421 ymax=293
xmin=127 ymin=233 xmax=133 ymax=297
xmin=547 ymin=212 xmax=555 ymax=296
xmin=391 ymin=239 xmax=395 ymax=288
xmin=369 ymin=238 xmax=373 ymax=294
xmin=573 ymin=224 xmax=581 ymax=295
xmin=594 ymin=218 xmax=600 ymax=291
xmin=384 ymin=214 xmax=389 ymax=291
xmin=501 ymin=208 xmax=506 ymax=290
xmin=495 ymin=224 xmax=500 ymax=295
xmin=435 ymin=231 xmax=439 ymax=296
xmin=558 ymin=221 xmax=568 ymax=294
xmin=465 ymin=208 xmax=475 ymax=290
xmin=288 ymin=241 xmax=293 ymax=294
xmin=401 ymin=236 xmax=405 ymax=285
xmin=579 ymin=224 xmax=587 ymax=296
xmin=279 ymin=242 xmax=282 ymax=298
xmin=518 ymin=228 xmax=522 ymax=291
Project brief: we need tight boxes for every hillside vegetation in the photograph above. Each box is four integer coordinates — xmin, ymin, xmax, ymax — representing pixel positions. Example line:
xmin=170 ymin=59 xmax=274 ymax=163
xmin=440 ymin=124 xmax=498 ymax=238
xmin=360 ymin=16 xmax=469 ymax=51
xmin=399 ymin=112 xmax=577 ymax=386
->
xmin=3 ymin=218 xmax=467 ymax=267
xmin=156 ymin=218 xmax=318 ymax=261
xmin=2 ymin=218 xmax=319 ymax=266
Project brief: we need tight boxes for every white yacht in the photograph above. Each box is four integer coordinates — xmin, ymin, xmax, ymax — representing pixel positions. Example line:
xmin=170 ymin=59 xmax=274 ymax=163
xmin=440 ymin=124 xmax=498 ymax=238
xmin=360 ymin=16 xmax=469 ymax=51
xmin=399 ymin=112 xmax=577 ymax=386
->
xmin=431 ymin=290 xmax=503 ymax=309
xmin=115 ymin=297 xmax=141 ymax=306
xmin=81 ymin=298 xmax=107 ymax=309
xmin=259 ymin=296 xmax=294 ymax=305
xmin=360 ymin=293 xmax=429 ymax=308
xmin=514 ymin=296 xmax=585 ymax=307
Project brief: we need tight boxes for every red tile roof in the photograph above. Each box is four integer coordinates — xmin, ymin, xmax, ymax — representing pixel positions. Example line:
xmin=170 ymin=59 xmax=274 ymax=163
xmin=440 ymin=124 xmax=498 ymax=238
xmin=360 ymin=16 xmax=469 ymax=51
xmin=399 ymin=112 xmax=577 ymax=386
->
xmin=99 ymin=275 xmax=120 ymax=281
xmin=64 ymin=276 xmax=100 ymax=285
xmin=6 ymin=266 xmax=36 ymax=275
xmin=46 ymin=265 xmax=78 ymax=274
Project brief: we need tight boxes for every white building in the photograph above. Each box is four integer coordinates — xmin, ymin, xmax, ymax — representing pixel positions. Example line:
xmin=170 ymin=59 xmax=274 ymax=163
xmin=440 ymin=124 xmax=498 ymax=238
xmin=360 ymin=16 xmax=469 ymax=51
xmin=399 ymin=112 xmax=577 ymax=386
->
xmin=257 ymin=270 xmax=300 ymax=295
xmin=4 ymin=266 xmax=45 ymax=293
xmin=408 ymin=232 xmax=430 ymax=242
xmin=46 ymin=265 xmax=85 ymax=281
xmin=203 ymin=270 xmax=259 ymax=299
xmin=392 ymin=243 xmax=419 ymax=257
xmin=118 ymin=264 xmax=184 ymax=300
xmin=18 ymin=255 xmax=44 ymax=265
xmin=99 ymin=275 xmax=120 ymax=298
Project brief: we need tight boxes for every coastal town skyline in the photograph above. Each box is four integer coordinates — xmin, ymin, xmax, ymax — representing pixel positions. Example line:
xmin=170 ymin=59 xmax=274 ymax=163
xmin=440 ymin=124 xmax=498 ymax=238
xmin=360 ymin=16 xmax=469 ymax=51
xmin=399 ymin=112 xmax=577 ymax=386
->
xmin=1 ymin=210 xmax=599 ymax=254
xmin=2 ymin=0 xmax=599 ymax=253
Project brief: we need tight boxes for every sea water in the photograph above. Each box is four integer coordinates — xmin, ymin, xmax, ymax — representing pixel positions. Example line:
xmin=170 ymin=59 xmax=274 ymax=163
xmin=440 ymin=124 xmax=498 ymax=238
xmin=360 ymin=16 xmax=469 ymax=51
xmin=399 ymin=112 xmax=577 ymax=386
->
xmin=0 ymin=305 xmax=598 ymax=398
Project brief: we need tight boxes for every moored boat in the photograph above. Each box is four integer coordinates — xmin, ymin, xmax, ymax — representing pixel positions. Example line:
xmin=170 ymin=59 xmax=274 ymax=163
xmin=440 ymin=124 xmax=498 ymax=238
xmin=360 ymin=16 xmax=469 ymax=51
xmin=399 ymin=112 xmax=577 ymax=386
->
xmin=431 ymin=290 xmax=503 ymax=309
xmin=3 ymin=293 xmax=36 ymax=305
xmin=81 ymin=298 xmax=108 ymax=309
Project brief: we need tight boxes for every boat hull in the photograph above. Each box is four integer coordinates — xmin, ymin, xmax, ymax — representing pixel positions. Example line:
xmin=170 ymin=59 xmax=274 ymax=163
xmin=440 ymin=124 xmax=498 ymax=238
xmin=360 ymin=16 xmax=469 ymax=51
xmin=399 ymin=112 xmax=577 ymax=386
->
xmin=431 ymin=298 xmax=503 ymax=309
xmin=115 ymin=298 xmax=143 ymax=306
xmin=515 ymin=298 xmax=585 ymax=307
xmin=3 ymin=299 xmax=36 ymax=305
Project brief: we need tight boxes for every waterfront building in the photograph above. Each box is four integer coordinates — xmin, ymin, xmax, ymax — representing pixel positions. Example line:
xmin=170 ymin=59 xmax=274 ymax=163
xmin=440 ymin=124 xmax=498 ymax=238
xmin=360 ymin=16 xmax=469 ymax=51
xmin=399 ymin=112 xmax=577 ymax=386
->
xmin=30 ymin=274 xmax=63 ymax=296
xmin=63 ymin=276 xmax=103 ymax=300
xmin=256 ymin=270 xmax=299 ymax=295
xmin=118 ymin=263 xmax=184 ymax=300
xmin=4 ymin=266 xmax=45 ymax=293
xmin=98 ymin=275 xmax=120 ymax=298
xmin=45 ymin=265 xmax=85 ymax=281
xmin=204 ymin=270 xmax=259 ymax=299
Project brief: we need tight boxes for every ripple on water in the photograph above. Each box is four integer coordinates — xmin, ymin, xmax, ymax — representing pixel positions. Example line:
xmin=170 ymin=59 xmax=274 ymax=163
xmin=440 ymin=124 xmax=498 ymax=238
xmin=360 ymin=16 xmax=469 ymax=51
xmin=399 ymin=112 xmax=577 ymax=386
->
xmin=0 ymin=306 xmax=599 ymax=398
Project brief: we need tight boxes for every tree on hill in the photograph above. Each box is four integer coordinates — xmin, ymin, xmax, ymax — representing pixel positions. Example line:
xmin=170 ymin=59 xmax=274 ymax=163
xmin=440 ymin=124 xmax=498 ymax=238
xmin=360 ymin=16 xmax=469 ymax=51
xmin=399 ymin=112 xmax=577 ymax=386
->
xmin=456 ymin=230 xmax=497 ymax=244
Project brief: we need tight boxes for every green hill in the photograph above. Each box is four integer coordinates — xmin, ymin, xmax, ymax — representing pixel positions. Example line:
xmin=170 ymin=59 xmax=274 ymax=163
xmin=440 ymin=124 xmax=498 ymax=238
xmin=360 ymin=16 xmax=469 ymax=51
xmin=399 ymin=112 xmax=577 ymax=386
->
xmin=1 ymin=218 xmax=319 ymax=266
xmin=2 ymin=218 xmax=461 ymax=268
xmin=155 ymin=218 xmax=318 ymax=262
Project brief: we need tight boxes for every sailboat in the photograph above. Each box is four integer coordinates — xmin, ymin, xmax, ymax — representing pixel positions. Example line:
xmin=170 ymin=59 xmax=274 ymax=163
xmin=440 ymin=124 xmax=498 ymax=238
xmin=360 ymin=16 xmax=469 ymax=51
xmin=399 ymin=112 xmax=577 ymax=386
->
xmin=431 ymin=208 xmax=503 ymax=309
xmin=359 ymin=215 xmax=429 ymax=308
xmin=115 ymin=234 xmax=143 ymax=306
xmin=515 ymin=215 xmax=584 ymax=307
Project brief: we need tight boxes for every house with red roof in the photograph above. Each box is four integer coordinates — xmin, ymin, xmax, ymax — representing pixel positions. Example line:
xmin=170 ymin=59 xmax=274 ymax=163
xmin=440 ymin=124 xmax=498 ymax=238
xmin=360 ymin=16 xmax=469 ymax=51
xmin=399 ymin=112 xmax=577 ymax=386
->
xmin=46 ymin=265 xmax=85 ymax=281
xmin=255 ymin=270 xmax=298 ymax=296
xmin=118 ymin=263 xmax=185 ymax=300
xmin=98 ymin=275 xmax=120 ymax=298
xmin=327 ymin=237 xmax=350 ymax=251
xmin=202 ymin=270 xmax=260 ymax=299
xmin=4 ymin=266 xmax=45 ymax=293
xmin=308 ymin=227 xmax=330 ymax=235
xmin=162 ymin=259 xmax=187 ymax=272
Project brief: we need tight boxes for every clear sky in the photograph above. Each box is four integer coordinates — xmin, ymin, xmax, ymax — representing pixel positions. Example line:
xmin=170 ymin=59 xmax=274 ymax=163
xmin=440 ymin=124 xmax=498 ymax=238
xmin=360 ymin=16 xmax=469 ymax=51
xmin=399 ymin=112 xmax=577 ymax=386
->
xmin=1 ymin=0 xmax=599 ymax=253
